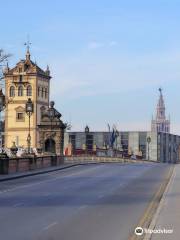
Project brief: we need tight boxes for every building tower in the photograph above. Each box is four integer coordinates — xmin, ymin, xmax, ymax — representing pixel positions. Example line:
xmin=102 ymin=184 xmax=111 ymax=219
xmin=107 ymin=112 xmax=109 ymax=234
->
xmin=4 ymin=46 xmax=51 ymax=149
xmin=151 ymin=88 xmax=170 ymax=133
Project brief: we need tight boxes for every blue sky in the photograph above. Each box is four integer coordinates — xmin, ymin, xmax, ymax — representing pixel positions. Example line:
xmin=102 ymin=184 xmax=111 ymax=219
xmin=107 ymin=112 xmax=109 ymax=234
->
xmin=1 ymin=0 xmax=180 ymax=133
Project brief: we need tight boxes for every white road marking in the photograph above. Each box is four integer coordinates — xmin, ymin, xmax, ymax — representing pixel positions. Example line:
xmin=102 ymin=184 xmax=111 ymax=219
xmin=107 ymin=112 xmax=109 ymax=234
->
xmin=43 ymin=222 xmax=58 ymax=231
xmin=78 ymin=205 xmax=87 ymax=210
xmin=13 ymin=202 xmax=24 ymax=207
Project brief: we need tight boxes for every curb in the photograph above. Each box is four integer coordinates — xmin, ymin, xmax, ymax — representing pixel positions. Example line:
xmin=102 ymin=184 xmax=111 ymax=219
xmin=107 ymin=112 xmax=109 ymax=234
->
xmin=128 ymin=165 xmax=175 ymax=240
xmin=143 ymin=165 xmax=176 ymax=240
xmin=0 ymin=164 xmax=80 ymax=182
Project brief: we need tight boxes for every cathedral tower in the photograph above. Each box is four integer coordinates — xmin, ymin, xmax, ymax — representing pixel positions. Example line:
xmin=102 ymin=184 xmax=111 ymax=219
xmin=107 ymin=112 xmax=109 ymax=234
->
xmin=4 ymin=47 xmax=51 ymax=148
xmin=151 ymin=88 xmax=170 ymax=133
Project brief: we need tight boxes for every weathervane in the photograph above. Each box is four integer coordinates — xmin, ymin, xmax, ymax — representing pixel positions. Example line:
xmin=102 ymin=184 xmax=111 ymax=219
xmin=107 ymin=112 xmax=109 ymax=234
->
xmin=24 ymin=35 xmax=31 ymax=52
xmin=159 ymin=87 xmax=162 ymax=94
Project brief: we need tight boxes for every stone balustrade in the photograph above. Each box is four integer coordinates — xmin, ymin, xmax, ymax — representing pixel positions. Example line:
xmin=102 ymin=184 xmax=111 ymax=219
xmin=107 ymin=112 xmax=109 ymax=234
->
xmin=0 ymin=155 xmax=64 ymax=174
xmin=0 ymin=155 xmax=158 ymax=175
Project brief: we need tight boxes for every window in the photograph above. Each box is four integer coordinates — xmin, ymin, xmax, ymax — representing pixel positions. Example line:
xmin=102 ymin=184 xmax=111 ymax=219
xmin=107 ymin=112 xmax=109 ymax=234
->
xmin=121 ymin=133 xmax=129 ymax=155
xmin=41 ymin=88 xmax=44 ymax=98
xmin=16 ymin=112 xmax=24 ymax=121
xmin=19 ymin=75 xmax=23 ymax=82
xmin=18 ymin=86 xmax=23 ymax=96
xmin=38 ymin=87 xmax=40 ymax=97
xmin=40 ymin=106 xmax=46 ymax=116
xmin=86 ymin=134 xmax=93 ymax=151
xmin=27 ymin=85 xmax=32 ymax=96
xmin=9 ymin=86 xmax=15 ymax=97
xmin=45 ymin=88 xmax=48 ymax=98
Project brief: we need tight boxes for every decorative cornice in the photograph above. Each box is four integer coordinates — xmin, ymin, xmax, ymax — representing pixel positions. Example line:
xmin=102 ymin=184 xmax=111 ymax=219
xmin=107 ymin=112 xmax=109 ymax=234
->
xmin=15 ymin=106 xmax=25 ymax=111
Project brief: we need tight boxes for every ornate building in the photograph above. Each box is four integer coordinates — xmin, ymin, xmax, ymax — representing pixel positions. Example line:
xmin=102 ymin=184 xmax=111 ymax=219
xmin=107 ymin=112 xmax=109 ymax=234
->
xmin=38 ymin=101 xmax=66 ymax=155
xmin=151 ymin=88 xmax=170 ymax=133
xmin=3 ymin=46 xmax=66 ymax=154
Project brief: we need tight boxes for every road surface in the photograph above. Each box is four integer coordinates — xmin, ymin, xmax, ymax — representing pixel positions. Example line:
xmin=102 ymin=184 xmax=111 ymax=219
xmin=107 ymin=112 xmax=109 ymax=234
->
xmin=0 ymin=163 xmax=171 ymax=240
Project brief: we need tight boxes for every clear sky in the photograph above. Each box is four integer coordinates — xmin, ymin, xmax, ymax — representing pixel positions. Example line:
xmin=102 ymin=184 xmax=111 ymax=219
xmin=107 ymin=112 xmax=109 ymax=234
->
xmin=1 ymin=0 xmax=180 ymax=134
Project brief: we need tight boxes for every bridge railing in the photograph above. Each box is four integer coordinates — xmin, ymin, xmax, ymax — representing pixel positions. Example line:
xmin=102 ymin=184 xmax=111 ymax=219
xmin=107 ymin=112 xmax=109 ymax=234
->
xmin=0 ymin=155 xmax=64 ymax=175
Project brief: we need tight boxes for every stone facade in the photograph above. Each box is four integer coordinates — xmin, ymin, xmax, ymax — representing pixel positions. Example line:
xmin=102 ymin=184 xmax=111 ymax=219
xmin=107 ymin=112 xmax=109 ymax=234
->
xmin=3 ymin=48 xmax=66 ymax=154
xmin=38 ymin=102 xmax=66 ymax=155
xmin=4 ymin=49 xmax=50 ymax=148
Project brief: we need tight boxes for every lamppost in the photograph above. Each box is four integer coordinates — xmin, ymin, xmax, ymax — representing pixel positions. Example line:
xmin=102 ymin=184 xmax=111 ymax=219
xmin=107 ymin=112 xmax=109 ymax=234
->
xmin=26 ymin=98 xmax=34 ymax=154
xmin=147 ymin=136 xmax=151 ymax=161
xmin=48 ymin=101 xmax=56 ymax=153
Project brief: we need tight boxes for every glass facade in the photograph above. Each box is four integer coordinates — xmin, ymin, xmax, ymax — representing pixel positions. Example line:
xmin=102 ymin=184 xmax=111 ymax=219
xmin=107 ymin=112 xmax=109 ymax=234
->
xmin=121 ymin=132 xmax=129 ymax=155
xmin=64 ymin=131 xmax=180 ymax=163
xmin=86 ymin=134 xmax=93 ymax=151
xmin=139 ymin=132 xmax=147 ymax=159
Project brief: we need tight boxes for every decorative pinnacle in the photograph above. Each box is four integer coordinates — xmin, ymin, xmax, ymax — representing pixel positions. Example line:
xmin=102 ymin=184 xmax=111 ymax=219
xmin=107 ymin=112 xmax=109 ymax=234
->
xmin=46 ymin=65 xmax=50 ymax=75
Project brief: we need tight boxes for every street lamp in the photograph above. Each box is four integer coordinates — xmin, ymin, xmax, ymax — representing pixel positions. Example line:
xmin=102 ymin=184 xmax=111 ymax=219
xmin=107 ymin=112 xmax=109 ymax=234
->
xmin=48 ymin=101 xmax=56 ymax=153
xmin=26 ymin=98 xmax=33 ymax=154
xmin=147 ymin=136 xmax=151 ymax=161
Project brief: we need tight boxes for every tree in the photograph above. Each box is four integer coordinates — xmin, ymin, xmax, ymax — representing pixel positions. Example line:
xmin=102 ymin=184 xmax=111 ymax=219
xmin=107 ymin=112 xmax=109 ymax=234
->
xmin=0 ymin=49 xmax=11 ymax=81
xmin=0 ymin=49 xmax=11 ymax=64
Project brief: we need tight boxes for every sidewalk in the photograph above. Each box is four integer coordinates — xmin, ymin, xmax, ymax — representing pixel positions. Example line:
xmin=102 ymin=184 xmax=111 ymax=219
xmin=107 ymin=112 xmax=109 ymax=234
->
xmin=150 ymin=164 xmax=180 ymax=240
xmin=0 ymin=163 xmax=80 ymax=182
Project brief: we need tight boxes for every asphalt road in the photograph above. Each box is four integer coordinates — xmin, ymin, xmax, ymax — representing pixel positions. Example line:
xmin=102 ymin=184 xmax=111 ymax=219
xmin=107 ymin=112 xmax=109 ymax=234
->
xmin=0 ymin=163 xmax=171 ymax=240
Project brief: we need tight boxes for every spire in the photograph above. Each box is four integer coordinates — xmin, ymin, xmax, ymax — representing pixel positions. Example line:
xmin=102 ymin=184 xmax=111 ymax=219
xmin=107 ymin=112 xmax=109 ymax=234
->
xmin=151 ymin=88 xmax=170 ymax=133
xmin=156 ymin=88 xmax=165 ymax=119
xmin=24 ymin=36 xmax=31 ymax=61
xmin=157 ymin=88 xmax=165 ymax=108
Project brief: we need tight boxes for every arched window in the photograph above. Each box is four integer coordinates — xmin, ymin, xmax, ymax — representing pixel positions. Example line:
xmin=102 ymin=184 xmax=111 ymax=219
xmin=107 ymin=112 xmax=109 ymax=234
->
xmin=45 ymin=88 xmax=48 ymax=99
xmin=27 ymin=85 xmax=32 ymax=96
xmin=9 ymin=86 xmax=15 ymax=97
xmin=38 ymin=87 xmax=40 ymax=97
xmin=18 ymin=86 xmax=23 ymax=96
xmin=40 ymin=106 xmax=46 ymax=119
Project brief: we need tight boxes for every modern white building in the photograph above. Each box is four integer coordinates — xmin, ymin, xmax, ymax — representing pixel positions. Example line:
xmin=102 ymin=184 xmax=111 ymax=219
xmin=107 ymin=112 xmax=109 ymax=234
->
xmin=64 ymin=129 xmax=180 ymax=163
